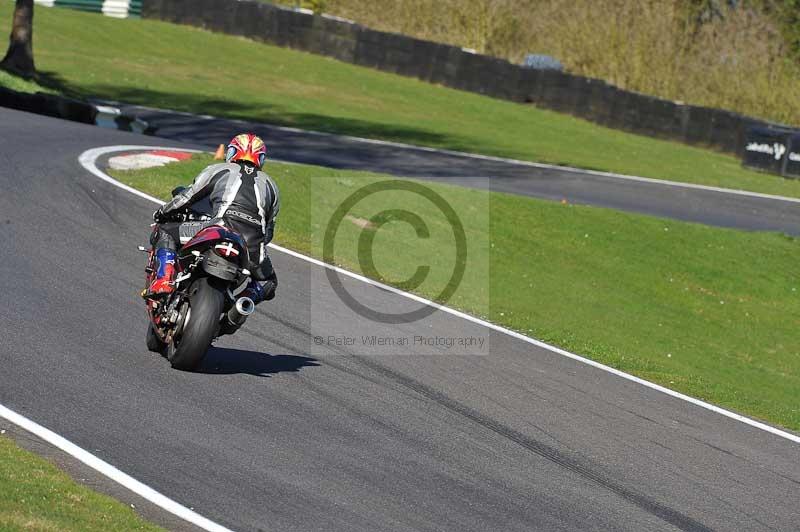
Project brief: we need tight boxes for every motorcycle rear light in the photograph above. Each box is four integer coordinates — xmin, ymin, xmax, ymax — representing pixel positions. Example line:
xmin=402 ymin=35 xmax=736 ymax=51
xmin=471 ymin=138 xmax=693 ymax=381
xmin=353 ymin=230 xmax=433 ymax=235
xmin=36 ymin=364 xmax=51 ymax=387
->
xmin=214 ymin=241 xmax=240 ymax=258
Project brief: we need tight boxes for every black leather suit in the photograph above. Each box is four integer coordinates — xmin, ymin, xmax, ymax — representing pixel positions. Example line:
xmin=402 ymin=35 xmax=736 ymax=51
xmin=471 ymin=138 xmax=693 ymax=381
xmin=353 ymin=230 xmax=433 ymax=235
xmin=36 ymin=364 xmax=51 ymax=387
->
xmin=152 ymin=161 xmax=280 ymax=286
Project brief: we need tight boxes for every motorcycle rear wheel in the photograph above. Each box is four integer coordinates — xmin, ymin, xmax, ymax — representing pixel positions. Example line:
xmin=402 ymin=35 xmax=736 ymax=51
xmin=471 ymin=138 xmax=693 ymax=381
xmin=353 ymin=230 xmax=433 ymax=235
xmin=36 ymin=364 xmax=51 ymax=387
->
xmin=167 ymin=278 xmax=223 ymax=371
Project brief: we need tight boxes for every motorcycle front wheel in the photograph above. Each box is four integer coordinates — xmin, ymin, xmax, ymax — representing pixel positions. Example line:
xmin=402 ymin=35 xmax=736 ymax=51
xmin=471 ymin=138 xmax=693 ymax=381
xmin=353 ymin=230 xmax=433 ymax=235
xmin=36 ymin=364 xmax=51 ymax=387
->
xmin=146 ymin=322 xmax=166 ymax=354
xmin=167 ymin=277 xmax=223 ymax=371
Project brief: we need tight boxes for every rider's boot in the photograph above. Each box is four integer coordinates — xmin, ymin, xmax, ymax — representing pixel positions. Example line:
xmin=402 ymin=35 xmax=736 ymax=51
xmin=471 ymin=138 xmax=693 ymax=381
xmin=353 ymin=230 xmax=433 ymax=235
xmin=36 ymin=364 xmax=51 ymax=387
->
xmin=239 ymin=278 xmax=275 ymax=305
xmin=146 ymin=248 xmax=177 ymax=297
xmin=220 ymin=279 xmax=273 ymax=336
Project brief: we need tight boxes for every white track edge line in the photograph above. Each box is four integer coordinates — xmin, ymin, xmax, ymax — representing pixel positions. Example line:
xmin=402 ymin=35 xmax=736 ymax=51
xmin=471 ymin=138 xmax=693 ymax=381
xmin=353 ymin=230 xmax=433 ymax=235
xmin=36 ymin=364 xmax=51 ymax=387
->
xmin=0 ymin=404 xmax=234 ymax=532
xmin=118 ymin=103 xmax=800 ymax=205
xmin=4 ymin=145 xmax=233 ymax=532
xmin=272 ymin=242 xmax=800 ymax=443
xmin=80 ymin=145 xmax=799 ymax=447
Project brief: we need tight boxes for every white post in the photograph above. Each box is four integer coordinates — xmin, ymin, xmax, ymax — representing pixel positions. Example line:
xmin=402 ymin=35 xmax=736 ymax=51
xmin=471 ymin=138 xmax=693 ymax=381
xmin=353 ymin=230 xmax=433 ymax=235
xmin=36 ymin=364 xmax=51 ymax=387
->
xmin=102 ymin=0 xmax=131 ymax=18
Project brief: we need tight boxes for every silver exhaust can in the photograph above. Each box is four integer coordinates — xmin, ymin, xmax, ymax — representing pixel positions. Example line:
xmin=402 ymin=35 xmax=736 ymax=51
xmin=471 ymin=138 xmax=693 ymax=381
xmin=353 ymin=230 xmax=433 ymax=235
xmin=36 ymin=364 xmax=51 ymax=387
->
xmin=227 ymin=296 xmax=255 ymax=326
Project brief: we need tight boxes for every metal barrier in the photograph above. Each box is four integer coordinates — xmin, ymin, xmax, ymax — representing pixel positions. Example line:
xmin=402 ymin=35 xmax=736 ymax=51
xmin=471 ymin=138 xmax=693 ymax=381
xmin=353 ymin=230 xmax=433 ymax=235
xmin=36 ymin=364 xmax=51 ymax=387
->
xmin=784 ymin=134 xmax=800 ymax=179
xmin=742 ymin=127 xmax=792 ymax=176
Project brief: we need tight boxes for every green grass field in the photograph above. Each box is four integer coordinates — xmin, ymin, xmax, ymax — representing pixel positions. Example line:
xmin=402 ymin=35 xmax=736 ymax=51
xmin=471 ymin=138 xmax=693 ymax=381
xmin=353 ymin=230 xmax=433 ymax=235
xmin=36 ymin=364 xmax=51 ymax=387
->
xmin=0 ymin=435 xmax=162 ymax=530
xmin=0 ymin=69 xmax=51 ymax=93
xmin=111 ymin=155 xmax=800 ymax=432
xmin=3 ymin=2 xmax=800 ymax=199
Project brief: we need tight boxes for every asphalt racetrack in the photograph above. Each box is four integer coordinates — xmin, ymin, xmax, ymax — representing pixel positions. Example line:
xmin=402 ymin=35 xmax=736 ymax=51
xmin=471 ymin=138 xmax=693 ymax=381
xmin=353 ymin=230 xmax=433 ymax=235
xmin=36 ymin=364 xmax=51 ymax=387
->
xmin=1 ymin=107 xmax=799 ymax=531
xmin=113 ymin=103 xmax=800 ymax=235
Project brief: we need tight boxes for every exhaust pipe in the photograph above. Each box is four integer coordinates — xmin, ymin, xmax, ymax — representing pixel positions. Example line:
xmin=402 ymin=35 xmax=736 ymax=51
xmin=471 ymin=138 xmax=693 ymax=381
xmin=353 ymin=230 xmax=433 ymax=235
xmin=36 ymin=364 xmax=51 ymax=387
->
xmin=227 ymin=296 xmax=255 ymax=326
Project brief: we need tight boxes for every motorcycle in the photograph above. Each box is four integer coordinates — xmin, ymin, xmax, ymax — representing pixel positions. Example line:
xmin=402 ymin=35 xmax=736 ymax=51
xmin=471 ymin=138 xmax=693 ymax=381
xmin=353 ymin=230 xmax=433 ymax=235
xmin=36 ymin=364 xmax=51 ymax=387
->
xmin=141 ymin=187 xmax=256 ymax=370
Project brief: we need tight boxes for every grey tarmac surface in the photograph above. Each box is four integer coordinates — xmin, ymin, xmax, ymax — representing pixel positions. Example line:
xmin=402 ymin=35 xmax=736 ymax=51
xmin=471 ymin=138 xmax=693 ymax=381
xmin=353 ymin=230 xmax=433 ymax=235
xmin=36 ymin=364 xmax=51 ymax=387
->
xmin=112 ymin=103 xmax=800 ymax=235
xmin=1 ymin=106 xmax=799 ymax=531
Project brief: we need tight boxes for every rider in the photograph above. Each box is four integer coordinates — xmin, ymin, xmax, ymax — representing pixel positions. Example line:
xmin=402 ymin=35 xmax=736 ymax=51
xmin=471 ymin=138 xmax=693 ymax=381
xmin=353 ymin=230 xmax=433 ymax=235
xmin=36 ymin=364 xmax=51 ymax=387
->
xmin=146 ymin=133 xmax=280 ymax=304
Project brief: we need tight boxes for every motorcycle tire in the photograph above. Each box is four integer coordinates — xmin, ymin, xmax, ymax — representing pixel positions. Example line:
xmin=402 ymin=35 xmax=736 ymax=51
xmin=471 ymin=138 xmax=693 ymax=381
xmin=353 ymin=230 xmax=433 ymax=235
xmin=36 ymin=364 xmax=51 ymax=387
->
xmin=167 ymin=278 xmax=223 ymax=371
xmin=146 ymin=322 xmax=166 ymax=354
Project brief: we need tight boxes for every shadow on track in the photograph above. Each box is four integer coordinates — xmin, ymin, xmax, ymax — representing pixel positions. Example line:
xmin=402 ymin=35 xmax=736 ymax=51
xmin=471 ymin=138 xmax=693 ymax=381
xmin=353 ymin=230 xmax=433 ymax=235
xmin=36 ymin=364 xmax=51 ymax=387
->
xmin=199 ymin=347 xmax=319 ymax=377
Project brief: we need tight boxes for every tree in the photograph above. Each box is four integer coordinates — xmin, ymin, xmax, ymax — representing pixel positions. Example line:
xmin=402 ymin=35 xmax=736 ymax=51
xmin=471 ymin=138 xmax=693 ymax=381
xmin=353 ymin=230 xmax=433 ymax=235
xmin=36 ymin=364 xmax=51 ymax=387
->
xmin=1 ymin=0 xmax=35 ymax=78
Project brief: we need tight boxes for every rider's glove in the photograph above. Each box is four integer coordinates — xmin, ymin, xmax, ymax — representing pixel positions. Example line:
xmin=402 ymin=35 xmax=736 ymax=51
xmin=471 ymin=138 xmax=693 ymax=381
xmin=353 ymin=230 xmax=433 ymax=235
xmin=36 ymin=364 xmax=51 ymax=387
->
xmin=153 ymin=208 xmax=168 ymax=223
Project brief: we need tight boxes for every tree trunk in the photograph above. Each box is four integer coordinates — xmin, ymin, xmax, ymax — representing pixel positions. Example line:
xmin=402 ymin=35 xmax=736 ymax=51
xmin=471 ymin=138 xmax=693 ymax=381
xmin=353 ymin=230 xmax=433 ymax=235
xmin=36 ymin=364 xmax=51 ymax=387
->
xmin=1 ymin=0 xmax=35 ymax=78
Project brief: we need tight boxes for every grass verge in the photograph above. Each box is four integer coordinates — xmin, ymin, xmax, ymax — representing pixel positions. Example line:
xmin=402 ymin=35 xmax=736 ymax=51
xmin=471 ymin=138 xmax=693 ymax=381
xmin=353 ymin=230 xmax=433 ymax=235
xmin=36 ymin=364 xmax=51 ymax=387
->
xmin=111 ymin=154 xmax=800 ymax=431
xmin=4 ymin=2 xmax=800 ymax=198
xmin=0 ymin=435 xmax=162 ymax=530
xmin=0 ymin=69 xmax=52 ymax=94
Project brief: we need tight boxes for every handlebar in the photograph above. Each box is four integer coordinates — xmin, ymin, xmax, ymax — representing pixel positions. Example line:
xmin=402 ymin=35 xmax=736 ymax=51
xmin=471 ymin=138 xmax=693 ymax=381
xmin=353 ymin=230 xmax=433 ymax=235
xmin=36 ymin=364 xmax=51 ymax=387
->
xmin=160 ymin=209 xmax=212 ymax=223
